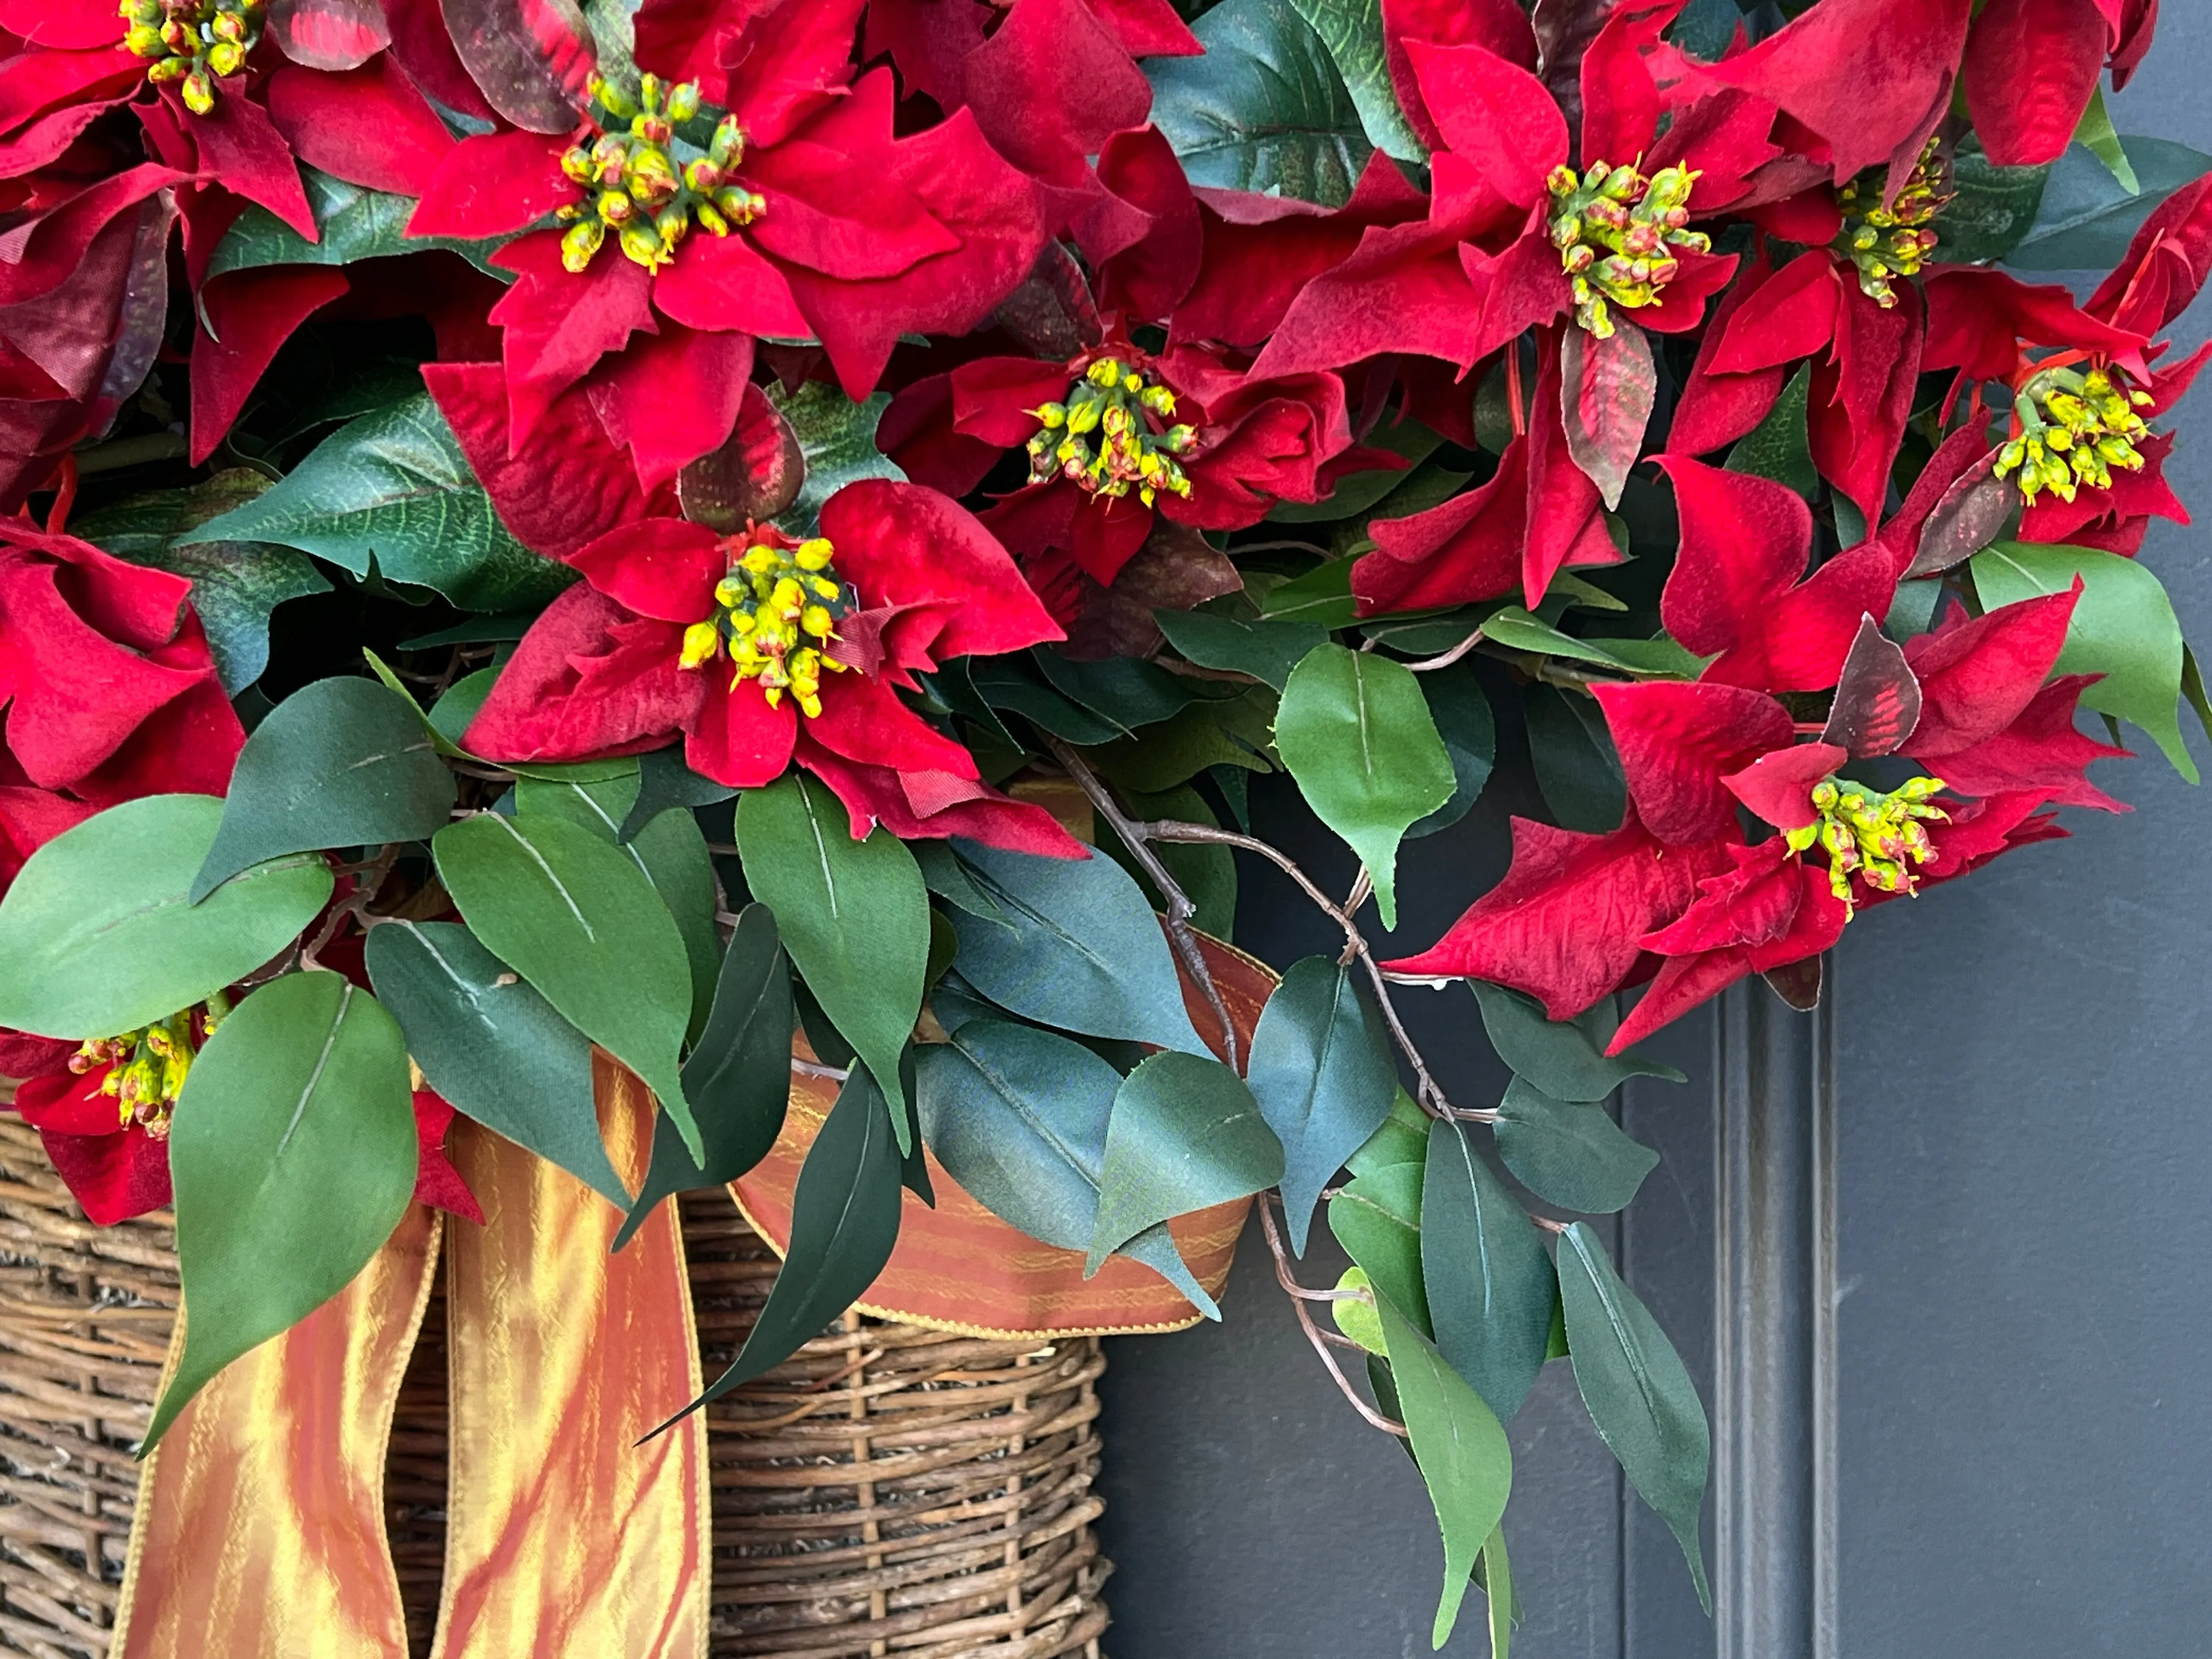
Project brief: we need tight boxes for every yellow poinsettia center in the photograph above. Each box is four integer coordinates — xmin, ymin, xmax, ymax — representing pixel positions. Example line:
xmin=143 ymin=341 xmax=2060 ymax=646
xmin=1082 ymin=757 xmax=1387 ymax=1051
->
xmin=556 ymin=74 xmax=766 ymax=273
xmin=1546 ymin=159 xmax=1708 ymax=337
xmin=1834 ymin=137 xmax=1949 ymax=308
xmin=121 ymin=0 xmax=263 ymax=114
xmin=1785 ymin=776 xmax=1949 ymax=912
xmin=678 ymin=531 xmax=852 ymax=718
xmin=1028 ymin=356 xmax=1197 ymax=509
xmin=68 ymin=994 xmax=227 ymax=1139
xmin=1996 ymin=361 xmax=2155 ymax=505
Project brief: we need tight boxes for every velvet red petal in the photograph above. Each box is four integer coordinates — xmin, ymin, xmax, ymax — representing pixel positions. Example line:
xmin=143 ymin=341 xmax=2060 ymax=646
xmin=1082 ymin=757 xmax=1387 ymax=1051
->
xmin=685 ymin=674 xmax=798 ymax=788
xmin=181 ymin=86 xmax=316 ymax=240
xmin=462 ymin=585 xmax=699 ymax=764
xmin=404 ymin=129 xmax=576 ymax=240
xmin=1406 ymin=41 xmax=1565 ymax=208
xmin=1903 ymin=586 xmax=2080 ymax=757
xmin=1963 ymin=0 xmax=2109 ymax=167
xmin=1094 ymin=125 xmax=1203 ymax=321
xmin=1590 ymin=680 xmax=1797 ymax=846
xmin=820 ymin=480 xmax=1063 ymax=663
xmin=489 ymin=232 xmax=657 ymax=450
xmin=1720 ymin=741 xmax=1847 ymax=831
xmin=411 ymin=1089 xmax=484 ymax=1223
xmin=1923 ymin=673 xmax=2131 ymax=810
xmin=962 ymin=0 xmax=1152 ymax=192
xmin=584 ymin=324 xmax=753 ymax=491
xmin=190 ymin=266 xmax=350 ymax=463
xmin=563 ymin=517 xmax=723 ymax=623
xmin=951 ymin=356 xmax=1073 ymax=447
xmin=263 ymin=58 xmax=455 ymax=197
xmin=1355 ymin=436 xmax=1526 ymax=613
xmin=794 ymin=740 xmax=1086 ymax=856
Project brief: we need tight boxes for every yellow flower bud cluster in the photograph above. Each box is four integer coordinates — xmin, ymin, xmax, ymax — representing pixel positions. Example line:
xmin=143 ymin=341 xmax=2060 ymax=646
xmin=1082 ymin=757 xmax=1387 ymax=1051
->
xmin=1026 ymin=357 xmax=1197 ymax=508
xmin=120 ymin=0 xmax=264 ymax=114
xmin=1545 ymin=159 xmax=1708 ymax=338
xmin=680 ymin=532 xmax=851 ymax=718
xmin=1835 ymin=137 xmax=1949 ymax=307
xmin=556 ymin=75 xmax=764 ymax=274
xmin=1785 ymin=776 xmax=1948 ymax=912
xmin=67 ymin=994 xmax=228 ymax=1139
xmin=1995 ymin=363 xmax=2154 ymax=506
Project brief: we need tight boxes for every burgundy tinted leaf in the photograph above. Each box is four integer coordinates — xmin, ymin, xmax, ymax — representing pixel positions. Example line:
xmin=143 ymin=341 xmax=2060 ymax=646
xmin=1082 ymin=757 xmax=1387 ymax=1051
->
xmin=677 ymin=385 xmax=805 ymax=531
xmin=1762 ymin=956 xmax=1823 ymax=1012
xmin=1060 ymin=518 xmax=1241 ymax=661
xmin=1904 ymin=447 xmax=2015 ymax=580
xmin=989 ymin=242 xmax=1103 ymax=361
xmin=1820 ymin=614 xmax=1922 ymax=758
xmin=270 ymin=0 xmax=392 ymax=69
xmin=1531 ymin=0 xmax=1623 ymax=131
xmin=441 ymin=0 xmax=597 ymax=133
xmin=88 ymin=190 xmax=178 ymax=431
xmin=1561 ymin=319 xmax=1655 ymax=513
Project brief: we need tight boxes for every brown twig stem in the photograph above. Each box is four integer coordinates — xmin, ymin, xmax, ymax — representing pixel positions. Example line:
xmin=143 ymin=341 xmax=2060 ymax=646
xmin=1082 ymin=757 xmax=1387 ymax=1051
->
xmin=300 ymin=844 xmax=399 ymax=972
xmin=1258 ymin=1197 xmax=1407 ymax=1437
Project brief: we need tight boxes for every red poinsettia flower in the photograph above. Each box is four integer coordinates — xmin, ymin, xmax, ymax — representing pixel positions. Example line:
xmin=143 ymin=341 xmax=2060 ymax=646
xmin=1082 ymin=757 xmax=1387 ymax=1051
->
xmin=405 ymin=0 xmax=1046 ymax=489
xmin=461 ymin=478 xmax=1082 ymax=855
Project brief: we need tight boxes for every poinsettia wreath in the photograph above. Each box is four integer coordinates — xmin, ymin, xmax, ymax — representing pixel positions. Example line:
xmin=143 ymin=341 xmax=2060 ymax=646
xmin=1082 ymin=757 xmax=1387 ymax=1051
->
xmin=0 ymin=0 xmax=2199 ymax=1646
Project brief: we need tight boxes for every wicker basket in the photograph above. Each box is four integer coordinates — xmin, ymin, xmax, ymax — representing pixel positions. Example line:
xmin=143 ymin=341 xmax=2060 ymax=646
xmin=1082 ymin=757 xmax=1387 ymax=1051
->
xmin=0 ymin=1114 xmax=1110 ymax=1659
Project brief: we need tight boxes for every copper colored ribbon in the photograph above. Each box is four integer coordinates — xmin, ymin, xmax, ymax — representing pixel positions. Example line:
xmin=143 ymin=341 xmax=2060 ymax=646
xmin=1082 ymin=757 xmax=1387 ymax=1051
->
xmin=112 ymin=1203 xmax=443 ymax=1659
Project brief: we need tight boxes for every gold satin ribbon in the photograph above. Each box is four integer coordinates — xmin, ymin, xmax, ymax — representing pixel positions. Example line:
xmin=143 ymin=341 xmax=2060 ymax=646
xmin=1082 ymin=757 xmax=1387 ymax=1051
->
xmin=112 ymin=1203 xmax=443 ymax=1659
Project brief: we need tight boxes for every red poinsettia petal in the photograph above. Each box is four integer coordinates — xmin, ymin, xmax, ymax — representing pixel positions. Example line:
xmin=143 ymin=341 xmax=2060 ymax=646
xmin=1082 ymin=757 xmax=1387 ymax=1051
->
xmin=37 ymin=1122 xmax=171 ymax=1225
xmin=1709 ymin=250 xmax=1843 ymax=375
xmin=819 ymin=480 xmax=1063 ymax=662
xmin=0 ymin=786 xmax=94 ymax=888
xmin=1963 ymin=0 xmax=2109 ymax=168
xmin=264 ymin=58 xmax=455 ymax=197
xmin=1592 ymin=680 xmax=1798 ymax=846
xmin=1381 ymin=810 xmax=1733 ymax=1019
xmin=464 ymin=584 xmax=700 ymax=763
xmin=488 ymin=232 xmax=658 ymax=450
xmin=648 ymin=230 xmax=812 ymax=338
xmin=1576 ymin=2 xmax=1663 ymax=174
xmin=68 ymin=641 xmax=244 ymax=808
xmin=1903 ymin=585 xmax=2081 ymax=757
xmin=879 ymin=373 xmax=1001 ymax=496
xmin=1252 ymin=215 xmax=1492 ymax=379
xmin=584 ymin=324 xmax=754 ymax=492
xmin=1924 ymin=672 xmax=2131 ymax=810
xmin=962 ymin=0 xmax=1152 ymax=193
xmin=1523 ymin=341 xmax=1624 ymax=606
xmin=383 ymin=0 xmax=495 ymax=119
xmin=646 ymin=0 xmax=865 ymax=144
xmin=1382 ymin=0 xmax=1534 ymax=153
xmin=1404 ymin=41 xmax=1565 ymax=207
xmin=950 ymin=356 xmax=1074 ymax=448
xmin=0 ymin=47 xmax=139 ymax=138
xmin=1721 ymin=741 xmax=1848 ymax=831
xmin=404 ymin=129 xmax=577 ymax=239
xmin=805 ymin=669 xmax=977 ymax=777
xmin=190 ymin=266 xmax=351 ymax=464
xmin=1067 ymin=492 xmax=1155 ymax=586
xmin=182 ymin=86 xmax=317 ymax=240
xmin=1094 ymin=125 xmax=1202 ymax=320
xmin=794 ymin=739 xmax=1086 ymax=856
xmin=746 ymin=136 xmax=960 ymax=280
xmin=1356 ymin=435 xmax=1525 ymax=614
xmin=1087 ymin=0 xmax=1201 ymax=56
xmin=2089 ymin=173 xmax=2212 ymax=335
xmin=0 ymin=0 xmax=123 ymax=48
xmin=1922 ymin=267 xmax=2147 ymax=382
xmin=565 ymin=517 xmax=724 ymax=623
xmin=410 ymin=1089 xmax=483 ymax=1222
xmin=0 ymin=164 xmax=180 ymax=311
xmin=1641 ymin=838 xmax=1802 ymax=955
xmin=1668 ymin=251 xmax=1787 ymax=458
xmin=686 ymin=674 xmax=799 ymax=788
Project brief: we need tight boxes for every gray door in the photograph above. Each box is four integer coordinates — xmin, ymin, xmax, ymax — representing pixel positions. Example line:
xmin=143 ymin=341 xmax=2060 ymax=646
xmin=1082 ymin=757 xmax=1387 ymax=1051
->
xmin=1092 ymin=32 xmax=2212 ymax=1658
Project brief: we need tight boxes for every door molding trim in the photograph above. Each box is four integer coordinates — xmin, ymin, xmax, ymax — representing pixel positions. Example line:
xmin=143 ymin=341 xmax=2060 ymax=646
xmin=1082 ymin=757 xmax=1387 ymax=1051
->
xmin=1711 ymin=970 xmax=1839 ymax=1659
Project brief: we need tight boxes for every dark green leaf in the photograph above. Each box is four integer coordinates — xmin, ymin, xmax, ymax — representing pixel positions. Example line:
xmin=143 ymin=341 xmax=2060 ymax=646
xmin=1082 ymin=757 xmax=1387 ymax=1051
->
xmin=1939 ymin=137 xmax=2051 ymax=265
xmin=1154 ymin=610 xmax=1328 ymax=691
xmin=1276 ymin=644 xmax=1454 ymax=929
xmin=398 ymin=613 xmax=537 ymax=651
xmin=192 ymin=676 xmax=454 ymax=901
xmin=2007 ymin=136 xmax=2212 ymax=270
xmin=426 ymin=667 xmax=496 ymax=753
xmin=2182 ymin=642 xmax=2212 ymax=744
xmin=72 ymin=472 xmax=331 ymax=693
xmin=1247 ymin=956 xmax=1397 ymax=1254
xmin=1086 ymin=696 xmax=1277 ymax=791
xmin=1407 ymin=668 xmax=1495 ymax=839
xmin=968 ymin=655 xmax=1126 ymax=744
xmin=1556 ymin=1221 xmax=1712 ymax=1611
xmin=363 ymin=918 xmax=623 ymax=1206
xmin=655 ymin=1058 xmax=903 ymax=1430
xmin=1493 ymin=1077 xmax=1658 ymax=1214
xmin=913 ymin=840 xmax=1006 ymax=924
xmin=1725 ymin=364 xmax=1816 ymax=499
xmin=1088 ymin=1051 xmax=1281 ymax=1269
xmin=1479 ymin=608 xmax=1654 ymax=672
xmin=1523 ymin=683 xmax=1626 ymax=832
xmin=1421 ymin=1118 xmax=1555 ymax=1420
xmin=1346 ymin=1087 xmax=1429 ymax=1178
xmin=0 ymin=796 xmax=332 ymax=1039
xmin=947 ymin=840 xmax=1208 ymax=1056
xmin=179 ymin=392 xmax=578 ymax=612
xmin=1972 ymin=541 xmax=2197 ymax=781
xmin=1260 ymin=556 xmax=1361 ymax=628
xmin=1374 ymin=1289 xmax=1514 ymax=1649
xmin=433 ymin=810 xmax=701 ymax=1159
xmin=1034 ymin=650 xmax=1199 ymax=732
xmin=145 ymin=971 xmax=417 ymax=1449
xmin=206 ymin=165 xmax=505 ymax=280
xmin=1560 ymin=322 xmax=1656 ymax=514
xmin=1470 ymin=981 xmax=1685 ymax=1102
xmin=1148 ymin=0 xmax=1372 ymax=206
xmin=1329 ymin=1160 xmax=1429 ymax=1338
xmin=513 ymin=769 xmax=721 ymax=1036
xmin=1270 ymin=418 xmax=1441 ymax=523
xmin=737 ymin=776 xmax=929 ymax=1150
xmin=916 ymin=1020 xmax=1218 ymax=1316
xmin=619 ymin=746 xmax=735 ymax=842
xmin=1286 ymin=0 xmax=1423 ymax=162
xmin=764 ymin=380 xmax=904 ymax=534
xmin=614 ymin=906 xmax=794 ymax=1250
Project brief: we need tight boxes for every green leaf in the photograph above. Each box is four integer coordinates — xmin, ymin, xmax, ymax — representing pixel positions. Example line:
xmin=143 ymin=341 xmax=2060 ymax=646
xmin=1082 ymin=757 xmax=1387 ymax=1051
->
xmin=916 ymin=1020 xmax=1219 ymax=1316
xmin=969 ymin=654 xmax=1127 ymax=744
xmin=1034 ymin=650 xmax=1199 ymax=733
xmin=1088 ymin=1051 xmax=1282 ymax=1271
xmin=763 ymin=380 xmax=905 ymax=535
xmin=1086 ymin=696 xmax=1277 ymax=791
xmin=1346 ymin=1086 xmax=1429 ymax=1179
xmin=1270 ymin=419 xmax=1442 ymax=524
xmin=1725 ymin=364 xmax=1817 ymax=500
xmin=1560 ymin=322 xmax=1656 ymax=514
xmin=1940 ymin=137 xmax=2053 ymax=266
xmin=1481 ymin=1526 xmax=1516 ymax=1658
xmin=1972 ymin=540 xmax=2197 ymax=781
xmin=2007 ymin=136 xmax=2212 ymax=270
xmin=913 ymin=840 xmax=1006 ymax=924
xmin=1523 ymin=683 xmax=1626 ymax=832
xmin=206 ymin=164 xmax=505 ymax=280
xmin=144 ymin=971 xmax=417 ymax=1451
xmin=1276 ymin=644 xmax=1454 ymax=929
xmin=1148 ymin=0 xmax=1372 ymax=206
xmin=1406 ymin=667 xmax=1495 ymax=839
xmin=1329 ymin=1159 xmax=1429 ymax=1338
xmin=1286 ymin=0 xmax=1423 ymax=163
xmin=512 ymin=769 xmax=721 ymax=1036
xmin=426 ymin=667 xmax=496 ymax=753
xmin=1260 ymin=556 xmax=1362 ymax=628
xmin=946 ymin=840 xmax=1209 ymax=1056
xmin=1421 ymin=1118 xmax=1556 ymax=1420
xmin=737 ymin=776 xmax=929 ymax=1150
xmin=614 ymin=906 xmax=794 ymax=1251
xmin=1246 ymin=956 xmax=1397 ymax=1254
xmin=1094 ymin=783 xmax=1238 ymax=938
xmin=71 ymin=471 xmax=331 ymax=693
xmin=619 ymin=745 xmax=736 ymax=842
xmin=2074 ymin=86 xmax=2140 ymax=195
xmin=363 ymin=918 xmax=624 ymax=1207
xmin=433 ymin=810 xmax=701 ymax=1159
xmin=2182 ymin=642 xmax=2212 ymax=744
xmin=1373 ymin=1289 xmax=1514 ymax=1650
xmin=179 ymin=392 xmax=577 ymax=611
xmin=1330 ymin=1264 xmax=1388 ymax=1352
xmin=1155 ymin=611 xmax=1328 ymax=691
xmin=657 ymin=1056 xmax=904 ymax=1430
xmin=192 ymin=676 xmax=454 ymax=901
xmin=0 ymin=796 xmax=332 ymax=1039
xmin=1493 ymin=1078 xmax=1658 ymax=1214
xmin=1470 ymin=981 xmax=1685 ymax=1102
xmin=1556 ymin=1221 xmax=1712 ymax=1611
xmin=1477 ymin=607 xmax=1656 ymax=673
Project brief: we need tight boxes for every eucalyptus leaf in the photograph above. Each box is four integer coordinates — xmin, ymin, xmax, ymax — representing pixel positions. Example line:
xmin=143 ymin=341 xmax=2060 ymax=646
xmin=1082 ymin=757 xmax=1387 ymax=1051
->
xmin=619 ymin=745 xmax=736 ymax=843
xmin=363 ymin=918 xmax=624 ymax=1207
xmin=1493 ymin=1077 xmax=1659 ymax=1214
xmin=1470 ymin=982 xmax=1685 ymax=1102
xmin=1247 ymin=956 xmax=1397 ymax=1254
xmin=0 ymin=795 xmax=332 ymax=1039
xmin=1088 ymin=1051 xmax=1280 ymax=1270
xmin=2006 ymin=136 xmax=2212 ymax=270
xmin=1421 ymin=1118 xmax=1556 ymax=1421
xmin=737 ymin=775 xmax=929 ymax=1150
xmin=193 ymin=676 xmax=454 ymax=900
xmin=145 ymin=972 xmax=417 ymax=1451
